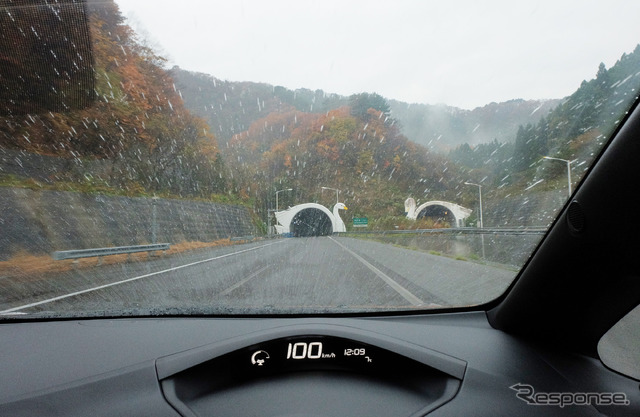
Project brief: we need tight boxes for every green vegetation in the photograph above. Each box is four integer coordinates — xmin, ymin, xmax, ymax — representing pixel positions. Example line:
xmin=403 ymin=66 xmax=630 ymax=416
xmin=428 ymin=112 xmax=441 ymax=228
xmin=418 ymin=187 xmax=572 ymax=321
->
xmin=2 ymin=0 xmax=639 ymax=235
xmin=449 ymin=45 xmax=640 ymax=210
xmin=363 ymin=216 xmax=450 ymax=231
xmin=349 ymin=93 xmax=391 ymax=119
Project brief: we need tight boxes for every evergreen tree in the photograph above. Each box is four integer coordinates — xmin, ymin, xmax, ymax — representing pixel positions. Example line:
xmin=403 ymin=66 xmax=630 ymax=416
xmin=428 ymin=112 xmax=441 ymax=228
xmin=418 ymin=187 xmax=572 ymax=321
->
xmin=349 ymin=93 xmax=391 ymax=120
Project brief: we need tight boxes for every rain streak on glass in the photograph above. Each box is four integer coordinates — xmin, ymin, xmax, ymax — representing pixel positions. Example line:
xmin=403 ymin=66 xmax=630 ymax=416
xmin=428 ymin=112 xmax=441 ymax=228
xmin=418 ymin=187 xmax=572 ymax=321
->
xmin=0 ymin=1 xmax=639 ymax=318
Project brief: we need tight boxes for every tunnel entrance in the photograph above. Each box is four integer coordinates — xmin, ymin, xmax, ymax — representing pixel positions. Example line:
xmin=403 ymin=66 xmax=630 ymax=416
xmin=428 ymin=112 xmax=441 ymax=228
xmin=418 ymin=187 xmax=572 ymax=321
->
xmin=417 ymin=205 xmax=456 ymax=227
xmin=290 ymin=208 xmax=333 ymax=237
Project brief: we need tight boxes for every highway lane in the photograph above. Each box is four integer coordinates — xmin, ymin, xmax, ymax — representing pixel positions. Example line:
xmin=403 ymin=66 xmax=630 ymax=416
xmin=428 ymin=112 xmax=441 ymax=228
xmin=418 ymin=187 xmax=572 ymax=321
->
xmin=333 ymin=237 xmax=517 ymax=305
xmin=0 ymin=240 xmax=284 ymax=313
xmin=0 ymin=236 xmax=517 ymax=316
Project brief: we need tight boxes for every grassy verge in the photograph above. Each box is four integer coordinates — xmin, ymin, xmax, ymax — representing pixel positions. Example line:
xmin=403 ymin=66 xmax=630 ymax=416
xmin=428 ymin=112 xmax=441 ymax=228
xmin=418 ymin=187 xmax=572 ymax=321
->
xmin=341 ymin=232 xmax=519 ymax=272
xmin=0 ymin=239 xmax=245 ymax=279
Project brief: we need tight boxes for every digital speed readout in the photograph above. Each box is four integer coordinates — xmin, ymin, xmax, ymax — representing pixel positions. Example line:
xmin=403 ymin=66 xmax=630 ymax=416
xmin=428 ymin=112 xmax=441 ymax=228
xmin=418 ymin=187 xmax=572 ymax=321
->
xmin=241 ymin=336 xmax=382 ymax=372
xmin=285 ymin=341 xmax=367 ymax=360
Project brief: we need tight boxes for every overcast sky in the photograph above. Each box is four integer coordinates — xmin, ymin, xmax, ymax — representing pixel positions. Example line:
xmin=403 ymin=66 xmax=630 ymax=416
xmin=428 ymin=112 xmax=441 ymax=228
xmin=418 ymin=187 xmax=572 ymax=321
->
xmin=115 ymin=0 xmax=640 ymax=110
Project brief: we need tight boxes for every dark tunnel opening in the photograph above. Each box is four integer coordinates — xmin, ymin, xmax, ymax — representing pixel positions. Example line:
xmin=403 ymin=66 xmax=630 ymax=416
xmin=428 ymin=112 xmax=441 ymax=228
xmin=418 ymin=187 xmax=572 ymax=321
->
xmin=290 ymin=208 xmax=333 ymax=237
xmin=417 ymin=205 xmax=456 ymax=227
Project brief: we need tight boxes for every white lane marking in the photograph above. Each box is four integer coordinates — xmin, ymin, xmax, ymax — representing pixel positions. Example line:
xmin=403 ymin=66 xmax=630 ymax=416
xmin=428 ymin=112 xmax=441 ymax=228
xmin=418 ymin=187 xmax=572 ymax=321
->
xmin=0 ymin=242 xmax=283 ymax=314
xmin=328 ymin=236 xmax=424 ymax=306
xmin=219 ymin=265 xmax=270 ymax=296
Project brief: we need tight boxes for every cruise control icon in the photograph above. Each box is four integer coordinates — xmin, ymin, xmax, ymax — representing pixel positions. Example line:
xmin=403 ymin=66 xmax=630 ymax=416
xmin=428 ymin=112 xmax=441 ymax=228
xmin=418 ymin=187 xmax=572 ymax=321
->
xmin=251 ymin=350 xmax=270 ymax=366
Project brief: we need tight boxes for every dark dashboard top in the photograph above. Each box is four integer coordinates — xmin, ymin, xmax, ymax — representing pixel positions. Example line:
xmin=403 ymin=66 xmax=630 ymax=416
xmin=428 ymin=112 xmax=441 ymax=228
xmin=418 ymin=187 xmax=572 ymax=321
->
xmin=1 ymin=313 xmax=638 ymax=416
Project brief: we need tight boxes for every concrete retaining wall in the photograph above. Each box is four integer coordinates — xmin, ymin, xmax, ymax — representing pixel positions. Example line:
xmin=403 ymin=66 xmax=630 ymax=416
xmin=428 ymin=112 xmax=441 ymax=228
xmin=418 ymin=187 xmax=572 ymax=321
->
xmin=0 ymin=188 xmax=254 ymax=260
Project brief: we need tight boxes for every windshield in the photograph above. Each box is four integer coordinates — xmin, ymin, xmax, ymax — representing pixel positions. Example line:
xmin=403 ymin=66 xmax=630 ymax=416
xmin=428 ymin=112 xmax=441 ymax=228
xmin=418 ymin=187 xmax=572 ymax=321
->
xmin=1 ymin=0 xmax=639 ymax=318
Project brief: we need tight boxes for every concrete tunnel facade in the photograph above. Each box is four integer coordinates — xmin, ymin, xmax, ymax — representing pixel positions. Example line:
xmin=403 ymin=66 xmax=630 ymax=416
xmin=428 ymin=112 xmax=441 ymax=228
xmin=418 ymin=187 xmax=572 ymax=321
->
xmin=274 ymin=203 xmax=347 ymax=236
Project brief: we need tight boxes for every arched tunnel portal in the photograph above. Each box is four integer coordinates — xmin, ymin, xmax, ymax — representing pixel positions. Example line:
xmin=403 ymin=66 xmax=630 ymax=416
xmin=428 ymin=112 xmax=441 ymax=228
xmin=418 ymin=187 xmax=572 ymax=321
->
xmin=290 ymin=208 xmax=333 ymax=237
xmin=417 ymin=205 xmax=456 ymax=226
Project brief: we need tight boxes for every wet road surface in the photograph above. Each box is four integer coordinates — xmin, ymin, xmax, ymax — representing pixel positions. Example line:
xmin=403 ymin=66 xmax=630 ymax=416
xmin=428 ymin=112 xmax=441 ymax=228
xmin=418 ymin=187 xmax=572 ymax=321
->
xmin=0 ymin=236 xmax=516 ymax=316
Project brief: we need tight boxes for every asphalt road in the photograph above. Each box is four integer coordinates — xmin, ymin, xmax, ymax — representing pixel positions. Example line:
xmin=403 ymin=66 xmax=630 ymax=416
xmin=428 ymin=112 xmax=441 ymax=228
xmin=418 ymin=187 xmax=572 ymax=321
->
xmin=0 ymin=236 xmax=516 ymax=317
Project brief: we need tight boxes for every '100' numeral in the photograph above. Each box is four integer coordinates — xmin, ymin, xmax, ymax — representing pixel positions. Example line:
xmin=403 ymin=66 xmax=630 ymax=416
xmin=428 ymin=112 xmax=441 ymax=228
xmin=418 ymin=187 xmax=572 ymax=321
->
xmin=286 ymin=342 xmax=323 ymax=359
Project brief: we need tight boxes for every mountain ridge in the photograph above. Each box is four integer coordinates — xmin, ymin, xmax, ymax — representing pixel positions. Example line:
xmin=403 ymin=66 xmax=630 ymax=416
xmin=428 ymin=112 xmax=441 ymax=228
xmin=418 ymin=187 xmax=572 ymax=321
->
xmin=171 ymin=66 xmax=560 ymax=152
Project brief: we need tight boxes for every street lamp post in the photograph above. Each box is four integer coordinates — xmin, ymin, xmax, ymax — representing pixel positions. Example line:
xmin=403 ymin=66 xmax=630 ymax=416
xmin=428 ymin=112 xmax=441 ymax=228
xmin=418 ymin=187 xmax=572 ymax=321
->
xmin=151 ymin=196 xmax=159 ymax=244
xmin=465 ymin=182 xmax=485 ymax=259
xmin=267 ymin=208 xmax=275 ymax=237
xmin=275 ymin=188 xmax=293 ymax=212
xmin=464 ymin=182 xmax=483 ymax=228
xmin=542 ymin=156 xmax=572 ymax=197
xmin=321 ymin=186 xmax=339 ymax=205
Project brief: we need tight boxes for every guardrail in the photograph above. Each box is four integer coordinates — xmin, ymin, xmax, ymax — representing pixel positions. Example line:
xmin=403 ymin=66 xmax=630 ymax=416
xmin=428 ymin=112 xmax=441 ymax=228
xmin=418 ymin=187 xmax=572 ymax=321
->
xmin=341 ymin=227 xmax=547 ymax=236
xmin=230 ymin=235 xmax=255 ymax=242
xmin=52 ymin=243 xmax=170 ymax=261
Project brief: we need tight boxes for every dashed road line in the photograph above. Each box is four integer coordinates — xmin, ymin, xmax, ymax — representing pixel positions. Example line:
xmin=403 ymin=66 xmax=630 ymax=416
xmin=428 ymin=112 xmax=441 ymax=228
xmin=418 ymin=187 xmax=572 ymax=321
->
xmin=219 ymin=265 xmax=271 ymax=296
xmin=328 ymin=236 xmax=425 ymax=306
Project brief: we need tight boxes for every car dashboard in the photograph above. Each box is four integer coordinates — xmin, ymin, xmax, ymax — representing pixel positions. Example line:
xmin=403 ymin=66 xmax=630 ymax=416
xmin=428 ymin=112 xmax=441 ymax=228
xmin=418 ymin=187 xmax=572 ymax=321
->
xmin=1 ymin=312 xmax=638 ymax=417
xmin=2 ymin=2 xmax=640 ymax=416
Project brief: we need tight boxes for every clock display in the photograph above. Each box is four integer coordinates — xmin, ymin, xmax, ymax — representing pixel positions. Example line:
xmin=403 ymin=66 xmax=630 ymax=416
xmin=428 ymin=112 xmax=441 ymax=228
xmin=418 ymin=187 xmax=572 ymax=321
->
xmin=344 ymin=348 xmax=366 ymax=356
xmin=232 ymin=336 xmax=385 ymax=373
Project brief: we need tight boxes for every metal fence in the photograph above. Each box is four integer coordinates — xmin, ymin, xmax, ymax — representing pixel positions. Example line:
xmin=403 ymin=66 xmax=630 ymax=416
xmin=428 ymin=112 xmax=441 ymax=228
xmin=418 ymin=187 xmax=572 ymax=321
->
xmin=341 ymin=227 xmax=547 ymax=236
xmin=52 ymin=243 xmax=170 ymax=261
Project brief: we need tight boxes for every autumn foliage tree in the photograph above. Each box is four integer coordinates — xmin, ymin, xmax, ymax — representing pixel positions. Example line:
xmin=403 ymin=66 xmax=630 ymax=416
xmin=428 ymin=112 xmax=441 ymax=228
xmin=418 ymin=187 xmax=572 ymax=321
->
xmin=226 ymin=101 xmax=459 ymax=219
xmin=0 ymin=0 xmax=229 ymax=199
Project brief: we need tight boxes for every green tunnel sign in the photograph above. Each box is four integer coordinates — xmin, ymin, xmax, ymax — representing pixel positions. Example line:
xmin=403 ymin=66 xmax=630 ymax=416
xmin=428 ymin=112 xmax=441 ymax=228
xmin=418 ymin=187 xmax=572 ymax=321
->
xmin=353 ymin=217 xmax=368 ymax=227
